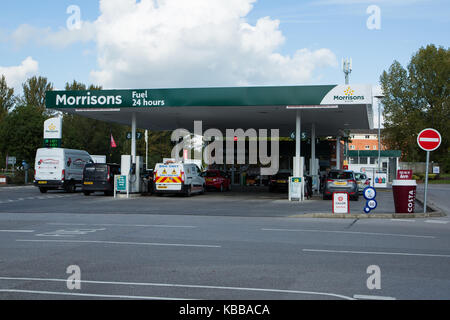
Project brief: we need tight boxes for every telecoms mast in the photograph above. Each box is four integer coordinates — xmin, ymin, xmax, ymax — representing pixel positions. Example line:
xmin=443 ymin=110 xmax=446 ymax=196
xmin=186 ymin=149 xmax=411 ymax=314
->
xmin=342 ymin=58 xmax=352 ymax=85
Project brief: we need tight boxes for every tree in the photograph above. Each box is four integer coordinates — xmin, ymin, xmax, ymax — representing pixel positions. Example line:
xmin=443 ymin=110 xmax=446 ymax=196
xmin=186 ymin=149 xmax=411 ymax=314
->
xmin=0 ymin=75 xmax=14 ymax=122
xmin=21 ymin=76 xmax=54 ymax=112
xmin=380 ymin=44 xmax=449 ymax=171
xmin=0 ymin=104 xmax=46 ymax=165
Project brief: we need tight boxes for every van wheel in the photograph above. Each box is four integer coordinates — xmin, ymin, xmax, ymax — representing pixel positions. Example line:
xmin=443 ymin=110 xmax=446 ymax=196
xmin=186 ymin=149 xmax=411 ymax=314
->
xmin=39 ymin=187 xmax=48 ymax=194
xmin=83 ymin=191 xmax=91 ymax=196
xmin=185 ymin=186 xmax=192 ymax=197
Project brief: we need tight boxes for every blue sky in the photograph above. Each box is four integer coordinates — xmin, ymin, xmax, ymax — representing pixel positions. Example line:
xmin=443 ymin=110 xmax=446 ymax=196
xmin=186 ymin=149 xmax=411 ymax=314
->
xmin=0 ymin=0 xmax=449 ymax=94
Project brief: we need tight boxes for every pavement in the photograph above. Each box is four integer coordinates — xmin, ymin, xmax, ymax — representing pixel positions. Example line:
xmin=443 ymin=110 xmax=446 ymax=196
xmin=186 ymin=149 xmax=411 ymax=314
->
xmin=0 ymin=186 xmax=444 ymax=219
xmin=0 ymin=184 xmax=434 ymax=218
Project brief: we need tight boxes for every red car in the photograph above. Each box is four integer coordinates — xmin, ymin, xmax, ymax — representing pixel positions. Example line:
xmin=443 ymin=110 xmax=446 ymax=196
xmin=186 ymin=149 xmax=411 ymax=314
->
xmin=203 ymin=170 xmax=231 ymax=192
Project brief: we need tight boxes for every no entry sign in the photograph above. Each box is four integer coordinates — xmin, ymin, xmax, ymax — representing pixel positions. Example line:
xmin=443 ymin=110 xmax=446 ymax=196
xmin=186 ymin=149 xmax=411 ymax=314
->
xmin=417 ymin=128 xmax=441 ymax=151
xmin=417 ymin=128 xmax=441 ymax=214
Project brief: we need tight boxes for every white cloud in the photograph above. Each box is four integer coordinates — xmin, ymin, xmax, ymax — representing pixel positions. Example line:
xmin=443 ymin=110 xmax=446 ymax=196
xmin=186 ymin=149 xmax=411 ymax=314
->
xmin=89 ymin=0 xmax=337 ymax=88
xmin=8 ymin=0 xmax=338 ymax=88
xmin=0 ymin=57 xmax=39 ymax=92
xmin=11 ymin=23 xmax=96 ymax=48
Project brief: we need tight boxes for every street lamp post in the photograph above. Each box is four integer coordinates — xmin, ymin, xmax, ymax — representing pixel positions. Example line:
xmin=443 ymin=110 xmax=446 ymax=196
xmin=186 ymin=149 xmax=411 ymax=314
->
xmin=374 ymin=95 xmax=384 ymax=173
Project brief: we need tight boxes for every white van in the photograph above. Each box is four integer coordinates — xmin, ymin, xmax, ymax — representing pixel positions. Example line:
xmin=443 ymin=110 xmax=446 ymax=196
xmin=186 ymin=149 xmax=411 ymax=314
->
xmin=34 ymin=148 xmax=92 ymax=193
xmin=154 ymin=161 xmax=205 ymax=196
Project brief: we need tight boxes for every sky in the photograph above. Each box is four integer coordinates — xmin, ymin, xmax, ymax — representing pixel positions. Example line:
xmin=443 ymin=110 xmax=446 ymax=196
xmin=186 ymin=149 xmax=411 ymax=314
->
xmin=0 ymin=0 xmax=449 ymax=126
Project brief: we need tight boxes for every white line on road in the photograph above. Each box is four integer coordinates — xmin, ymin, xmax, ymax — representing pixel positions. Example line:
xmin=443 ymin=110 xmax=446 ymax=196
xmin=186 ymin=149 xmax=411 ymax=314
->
xmin=0 ymin=230 xmax=35 ymax=233
xmin=47 ymin=223 xmax=197 ymax=228
xmin=302 ymin=249 xmax=450 ymax=258
xmin=425 ymin=220 xmax=449 ymax=224
xmin=262 ymin=228 xmax=435 ymax=239
xmin=0 ymin=289 xmax=190 ymax=300
xmin=16 ymin=239 xmax=221 ymax=248
xmin=353 ymin=294 xmax=396 ymax=300
xmin=0 ymin=276 xmax=355 ymax=300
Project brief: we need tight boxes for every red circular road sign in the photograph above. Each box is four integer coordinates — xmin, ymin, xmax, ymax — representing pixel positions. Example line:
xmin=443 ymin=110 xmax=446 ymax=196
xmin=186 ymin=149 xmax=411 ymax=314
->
xmin=417 ymin=128 xmax=441 ymax=151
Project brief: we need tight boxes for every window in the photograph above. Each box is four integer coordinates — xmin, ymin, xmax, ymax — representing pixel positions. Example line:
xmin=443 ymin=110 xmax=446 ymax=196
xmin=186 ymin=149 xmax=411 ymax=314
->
xmin=350 ymin=145 xmax=355 ymax=150
xmin=359 ymin=157 xmax=368 ymax=164
xmin=365 ymin=135 xmax=370 ymax=139
xmin=365 ymin=145 xmax=370 ymax=150
xmin=349 ymin=157 xmax=358 ymax=164
xmin=373 ymin=145 xmax=377 ymax=150
xmin=370 ymin=157 xmax=376 ymax=164
xmin=328 ymin=171 xmax=354 ymax=179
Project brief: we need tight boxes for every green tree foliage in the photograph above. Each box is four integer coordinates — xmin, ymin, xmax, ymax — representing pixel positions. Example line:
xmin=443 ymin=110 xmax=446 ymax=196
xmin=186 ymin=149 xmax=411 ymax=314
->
xmin=0 ymin=104 xmax=46 ymax=165
xmin=0 ymin=75 xmax=15 ymax=122
xmin=380 ymin=44 xmax=449 ymax=171
xmin=21 ymin=76 xmax=54 ymax=112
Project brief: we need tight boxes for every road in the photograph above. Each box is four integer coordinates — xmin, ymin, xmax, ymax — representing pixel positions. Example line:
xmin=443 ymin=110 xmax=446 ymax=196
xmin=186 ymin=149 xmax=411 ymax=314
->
xmin=0 ymin=186 xmax=449 ymax=300
xmin=416 ymin=183 xmax=450 ymax=214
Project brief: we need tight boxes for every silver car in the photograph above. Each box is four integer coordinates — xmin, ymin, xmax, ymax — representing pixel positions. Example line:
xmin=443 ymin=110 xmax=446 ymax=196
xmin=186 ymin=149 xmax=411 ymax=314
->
xmin=354 ymin=172 xmax=371 ymax=194
xmin=323 ymin=170 xmax=359 ymax=201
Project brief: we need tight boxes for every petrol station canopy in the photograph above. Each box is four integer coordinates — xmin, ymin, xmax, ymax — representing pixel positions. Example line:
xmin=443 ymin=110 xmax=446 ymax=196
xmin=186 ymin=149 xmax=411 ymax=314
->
xmin=46 ymin=84 xmax=374 ymax=136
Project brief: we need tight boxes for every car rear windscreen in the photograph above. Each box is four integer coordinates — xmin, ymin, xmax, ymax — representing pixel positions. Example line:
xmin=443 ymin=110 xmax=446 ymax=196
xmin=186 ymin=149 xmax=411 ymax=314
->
xmin=84 ymin=164 xmax=108 ymax=181
xmin=204 ymin=171 xmax=220 ymax=177
xmin=328 ymin=172 xmax=353 ymax=179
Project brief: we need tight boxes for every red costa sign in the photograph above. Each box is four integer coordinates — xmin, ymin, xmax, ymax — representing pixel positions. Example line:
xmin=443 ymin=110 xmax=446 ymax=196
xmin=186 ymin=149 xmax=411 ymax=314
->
xmin=397 ymin=170 xmax=412 ymax=180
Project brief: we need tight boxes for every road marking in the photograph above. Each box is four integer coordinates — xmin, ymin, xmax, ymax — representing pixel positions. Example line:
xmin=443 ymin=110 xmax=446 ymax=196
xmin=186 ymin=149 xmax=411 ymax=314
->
xmin=16 ymin=239 xmax=221 ymax=248
xmin=35 ymin=228 xmax=106 ymax=237
xmin=390 ymin=219 xmax=416 ymax=222
xmin=425 ymin=220 xmax=448 ymax=224
xmin=0 ymin=276 xmax=355 ymax=300
xmin=262 ymin=228 xmax=435 ymax=239
xmin=47 ymin=223 xmax=197 ymax=228
xmin=302 ymin=249 xmax=450 ymax=258
xmin=0 ymin=289 xmax=189 ymax=300
xmin=0 ymin=230 xmax=34 ymax=233
xmin=353 ymin=294 xmax=396 ymax=300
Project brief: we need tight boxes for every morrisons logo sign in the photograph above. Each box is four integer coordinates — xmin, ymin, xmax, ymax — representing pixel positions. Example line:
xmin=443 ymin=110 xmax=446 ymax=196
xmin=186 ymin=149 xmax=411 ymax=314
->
xmin=333 ymin=86 xmax=365 ymax=101
xmin=56 ymin=93 xmax=123 ymax=106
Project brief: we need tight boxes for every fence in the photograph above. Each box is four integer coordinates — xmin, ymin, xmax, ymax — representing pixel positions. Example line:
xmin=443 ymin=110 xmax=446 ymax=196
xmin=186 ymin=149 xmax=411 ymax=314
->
xmin=399 ymin=162 xmax=440 ymax=174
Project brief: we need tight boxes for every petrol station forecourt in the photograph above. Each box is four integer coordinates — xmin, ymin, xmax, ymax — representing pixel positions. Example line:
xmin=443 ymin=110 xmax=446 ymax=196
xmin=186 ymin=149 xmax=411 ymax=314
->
xmin=41 ymin=83 xmax=424 ymax=217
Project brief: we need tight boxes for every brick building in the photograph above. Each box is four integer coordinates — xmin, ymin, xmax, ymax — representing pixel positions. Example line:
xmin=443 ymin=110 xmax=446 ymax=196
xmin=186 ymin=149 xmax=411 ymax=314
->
xmin=348 ymin=129 xmax=386 ymax=151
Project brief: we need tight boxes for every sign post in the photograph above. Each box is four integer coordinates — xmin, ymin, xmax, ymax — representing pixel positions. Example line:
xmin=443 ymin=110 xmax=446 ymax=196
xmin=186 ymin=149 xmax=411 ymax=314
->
xmin=43 ymin=117 xmax=62 ymax=148
xmin=332 ymin=192 xmax=349 ymax=214
xmin=115 ymin=175 xmax=129 ymax=199
xmin=289 ymin=177 xmax=303 ymax=202
xmin=417 ymin=128 xmax=441 ymax=213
